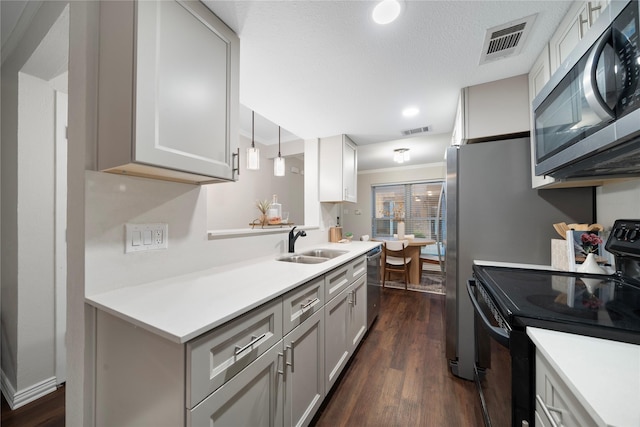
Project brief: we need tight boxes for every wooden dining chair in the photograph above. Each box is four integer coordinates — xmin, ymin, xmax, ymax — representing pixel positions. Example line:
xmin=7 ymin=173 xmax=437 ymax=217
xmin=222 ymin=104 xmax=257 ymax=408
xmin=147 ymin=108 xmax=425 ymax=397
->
xmin=420 ymin=243 xmax=444 ymax=275
xmin=382 ymin=240 xmax=412 ymax=289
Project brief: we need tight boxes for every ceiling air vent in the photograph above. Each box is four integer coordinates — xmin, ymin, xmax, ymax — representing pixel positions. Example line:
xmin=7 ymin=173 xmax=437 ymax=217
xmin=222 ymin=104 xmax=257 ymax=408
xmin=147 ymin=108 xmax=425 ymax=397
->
xmin=479 ymin=14 xmax=537 ymax=64
xmin=401 ymin=126 xmax=431 ymax=136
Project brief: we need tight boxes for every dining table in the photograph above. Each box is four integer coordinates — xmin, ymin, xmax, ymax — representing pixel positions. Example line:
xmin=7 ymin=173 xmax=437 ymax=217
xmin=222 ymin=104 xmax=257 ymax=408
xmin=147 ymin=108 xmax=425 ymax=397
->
xmin=375 ymin=237 xmax=436 ymax=285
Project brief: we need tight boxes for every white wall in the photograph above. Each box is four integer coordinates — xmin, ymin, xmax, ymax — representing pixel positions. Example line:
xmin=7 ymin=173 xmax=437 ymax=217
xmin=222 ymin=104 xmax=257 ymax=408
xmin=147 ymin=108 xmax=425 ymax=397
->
xmin=0 ymin=2 xmax=68 ymax=409
xmin=206 ymin=134 xmax=304 ymax=230
xmin=342 ymin=162 xmax=445 ymax=240
xmin=596 ymin=179 xmax=640 ymax=229
xmin=86 ymin=169 xmax=328 ymax=296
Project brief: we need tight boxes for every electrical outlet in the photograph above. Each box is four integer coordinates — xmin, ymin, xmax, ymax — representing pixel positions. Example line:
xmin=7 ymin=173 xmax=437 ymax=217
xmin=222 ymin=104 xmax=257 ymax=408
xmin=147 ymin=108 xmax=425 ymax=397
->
xmin=125 ymin=223 xmax=168 ymax=253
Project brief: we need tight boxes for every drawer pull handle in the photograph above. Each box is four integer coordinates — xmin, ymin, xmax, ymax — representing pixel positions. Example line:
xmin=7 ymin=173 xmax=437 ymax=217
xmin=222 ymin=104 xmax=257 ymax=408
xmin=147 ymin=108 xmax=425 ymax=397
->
xmin=277 ymin=351 xmax=285 ymax=377
xmin=234 ymin=333 xmax=267 ymax=356
xmin=300 ymin=298 xmax=320 ymax=312
xmin=536 ymin=395 xmax=561 ymax=427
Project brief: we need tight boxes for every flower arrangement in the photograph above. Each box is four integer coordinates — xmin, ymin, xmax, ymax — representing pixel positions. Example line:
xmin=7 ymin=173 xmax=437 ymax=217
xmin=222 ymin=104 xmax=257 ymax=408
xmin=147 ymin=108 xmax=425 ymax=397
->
xmin=580 ymin=232 xmax=603 ymax=254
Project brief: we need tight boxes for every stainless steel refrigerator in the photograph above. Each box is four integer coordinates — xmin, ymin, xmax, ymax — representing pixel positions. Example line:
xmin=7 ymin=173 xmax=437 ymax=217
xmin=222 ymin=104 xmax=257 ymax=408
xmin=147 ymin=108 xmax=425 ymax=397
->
xmin=443 ymin=138 xmax=594 ymax=380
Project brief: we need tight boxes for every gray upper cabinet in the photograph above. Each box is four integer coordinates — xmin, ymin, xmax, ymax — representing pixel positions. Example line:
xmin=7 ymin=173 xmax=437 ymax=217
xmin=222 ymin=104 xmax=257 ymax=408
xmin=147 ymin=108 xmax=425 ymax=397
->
xmin=549 ymin=1 xmax=609 ymax=73
xmin=97 ymin=0 xmax=240 ymax=184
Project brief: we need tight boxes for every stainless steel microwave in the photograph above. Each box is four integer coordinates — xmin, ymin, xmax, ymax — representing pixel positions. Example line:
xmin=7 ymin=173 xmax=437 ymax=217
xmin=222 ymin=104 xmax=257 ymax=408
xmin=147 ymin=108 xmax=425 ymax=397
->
xmin=533 ymin=0 xmax=640 ymax=180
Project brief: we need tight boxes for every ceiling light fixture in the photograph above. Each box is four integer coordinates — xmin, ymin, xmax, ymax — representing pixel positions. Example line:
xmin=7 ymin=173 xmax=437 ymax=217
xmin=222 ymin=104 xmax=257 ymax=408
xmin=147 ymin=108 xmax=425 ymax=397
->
xmin=274 ymin=126 xmax=285 ymax=176
xmin=246 ymin=110 xmax=260 ymax=170
xmin=402 ymin=107 xmax=419 ymax=117
xmin=372 ymin=0 xmax=401 ymax=25
xmin=393 ymin=148 xmax=410 ymax=164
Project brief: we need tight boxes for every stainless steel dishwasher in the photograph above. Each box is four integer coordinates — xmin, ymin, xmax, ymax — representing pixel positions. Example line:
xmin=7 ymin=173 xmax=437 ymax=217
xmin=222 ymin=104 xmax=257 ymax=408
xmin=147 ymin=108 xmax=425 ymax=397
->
xmin=366 ymin=246 xmax=381 ymax=328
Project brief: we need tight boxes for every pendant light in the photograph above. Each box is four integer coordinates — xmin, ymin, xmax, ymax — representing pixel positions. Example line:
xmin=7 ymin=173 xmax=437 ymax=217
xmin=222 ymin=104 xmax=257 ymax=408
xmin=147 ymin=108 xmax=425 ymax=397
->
xmin=274 ymin=126 xmax=285 ymax=176
xmin=246 ymin=111 xmax=260 ymax=170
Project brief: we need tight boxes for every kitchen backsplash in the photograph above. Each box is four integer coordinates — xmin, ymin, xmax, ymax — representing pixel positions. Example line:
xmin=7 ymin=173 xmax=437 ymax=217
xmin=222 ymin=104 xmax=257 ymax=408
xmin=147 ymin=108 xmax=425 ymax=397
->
xmin=85 ymin=170 xmax=328 ymax=296
xmin=596 ymin=179 xmax=640 ymax=229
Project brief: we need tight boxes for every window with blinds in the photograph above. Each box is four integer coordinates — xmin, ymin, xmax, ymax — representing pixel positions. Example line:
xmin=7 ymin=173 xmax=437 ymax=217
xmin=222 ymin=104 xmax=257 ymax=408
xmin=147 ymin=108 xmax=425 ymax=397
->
xmin=372 ymin=181 xmax=444 ymax=239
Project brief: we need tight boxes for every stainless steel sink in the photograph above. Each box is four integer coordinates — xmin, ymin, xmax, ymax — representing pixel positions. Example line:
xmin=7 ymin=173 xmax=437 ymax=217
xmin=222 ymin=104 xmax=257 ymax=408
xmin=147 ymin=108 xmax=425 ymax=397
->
xmin=277 ymin=255 xmax=330 ymax=264
xmin=301 ymin=249 xmax=348 ymax=259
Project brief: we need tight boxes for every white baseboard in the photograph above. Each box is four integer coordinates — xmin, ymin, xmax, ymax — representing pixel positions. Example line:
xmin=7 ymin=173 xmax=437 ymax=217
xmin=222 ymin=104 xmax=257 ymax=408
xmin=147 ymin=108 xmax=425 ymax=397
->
xmin=1 ymin=371 xmax=58 ymax=410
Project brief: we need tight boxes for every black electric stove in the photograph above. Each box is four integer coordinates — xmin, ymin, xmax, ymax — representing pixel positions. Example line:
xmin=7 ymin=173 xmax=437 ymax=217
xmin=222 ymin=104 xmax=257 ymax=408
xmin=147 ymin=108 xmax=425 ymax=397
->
xmin=469 ymin=219 xmax=640 ymax=427
xmin=473 ymin=219 xmax=640 ymax=345
xmin=472 ymin=266 xmax=640 ymax=345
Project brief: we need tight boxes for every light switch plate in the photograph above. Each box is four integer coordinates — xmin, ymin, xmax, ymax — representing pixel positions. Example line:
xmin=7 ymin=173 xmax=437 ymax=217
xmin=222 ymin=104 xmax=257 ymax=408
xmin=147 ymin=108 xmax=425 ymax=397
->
xmin=125 ymin=223 xmax=168 ymax=253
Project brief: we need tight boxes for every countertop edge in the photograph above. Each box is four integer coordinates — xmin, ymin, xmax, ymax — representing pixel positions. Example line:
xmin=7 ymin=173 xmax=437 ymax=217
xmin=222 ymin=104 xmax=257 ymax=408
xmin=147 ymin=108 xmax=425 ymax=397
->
xmin=527 ymin=327 xmax=640 ymax=427
xmin=86 ymin=241 xmax=381 ymax=344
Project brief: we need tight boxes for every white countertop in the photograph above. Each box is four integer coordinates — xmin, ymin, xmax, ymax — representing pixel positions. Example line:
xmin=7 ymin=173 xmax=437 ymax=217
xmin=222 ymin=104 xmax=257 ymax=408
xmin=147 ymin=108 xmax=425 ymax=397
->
xmin=86 ymin=241 xmax=380 ymax=344
xmin=527 ymin=327 xmax=640 ymax=427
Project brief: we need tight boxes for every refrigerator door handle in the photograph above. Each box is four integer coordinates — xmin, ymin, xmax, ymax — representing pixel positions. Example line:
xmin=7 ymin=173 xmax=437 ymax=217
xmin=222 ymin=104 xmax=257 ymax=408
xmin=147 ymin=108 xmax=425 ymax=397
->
xmin=436 ymin=184 xmax=445 ymax=275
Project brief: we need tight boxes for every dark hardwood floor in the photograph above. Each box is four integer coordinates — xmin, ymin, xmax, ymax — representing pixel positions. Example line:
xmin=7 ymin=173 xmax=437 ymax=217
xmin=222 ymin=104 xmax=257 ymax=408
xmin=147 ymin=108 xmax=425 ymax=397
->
xmin=312 ymin=287 xmax=483 ymax=426
xmin=0 ymin=288 xmax=482 ymax=427
xmin=1 ymin=385 xmax=64 ymax=427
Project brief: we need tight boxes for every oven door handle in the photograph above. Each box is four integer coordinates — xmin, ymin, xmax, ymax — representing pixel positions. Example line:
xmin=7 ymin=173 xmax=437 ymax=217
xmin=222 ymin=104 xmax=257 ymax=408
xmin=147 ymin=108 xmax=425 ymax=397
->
xmin=466 ymin=280 xmax=510 ymax=348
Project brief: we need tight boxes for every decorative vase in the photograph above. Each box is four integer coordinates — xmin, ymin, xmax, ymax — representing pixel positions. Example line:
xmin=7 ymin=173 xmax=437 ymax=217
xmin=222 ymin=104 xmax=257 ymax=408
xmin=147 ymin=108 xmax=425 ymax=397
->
xmin=397 ymin=221 xmax=405 ymax=240
xmin=577 ymin=253 xmax=605 ymax=275
xmin=577 ymin=253 xmax=605 ymax=294
xmin=260 ymin=214 xmax=268 ymax=227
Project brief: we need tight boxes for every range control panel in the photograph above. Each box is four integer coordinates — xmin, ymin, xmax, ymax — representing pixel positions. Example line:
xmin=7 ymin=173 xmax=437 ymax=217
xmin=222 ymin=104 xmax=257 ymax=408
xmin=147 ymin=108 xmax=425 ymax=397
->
xmin=605 ymin=219 xmax=640 ymax=257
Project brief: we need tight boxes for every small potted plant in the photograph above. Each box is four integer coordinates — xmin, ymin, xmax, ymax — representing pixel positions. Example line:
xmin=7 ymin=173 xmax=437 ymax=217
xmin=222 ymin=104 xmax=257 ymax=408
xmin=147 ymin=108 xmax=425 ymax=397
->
xmin=256 ymin=200 xmax=271 ymax=227
xmin=344 ymin=232 xmax=353 ymax=241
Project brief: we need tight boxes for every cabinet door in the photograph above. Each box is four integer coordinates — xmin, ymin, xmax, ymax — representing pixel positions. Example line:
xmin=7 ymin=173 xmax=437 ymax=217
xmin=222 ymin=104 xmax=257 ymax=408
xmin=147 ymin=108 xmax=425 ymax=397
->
xmin=586 ymin=1 xmax=608 ymax=28
xmin=535 ymin=349 xmax=596 ymax=427
xmin=348 ymin=275 xmax=367 ymax=352
xmin=188 ymin=342 xmax=284 ymax=427
xmin=284 ymin=309 xmax=325 ymax=427
xmin=529 ymin=45 xmax=551 ymax=100
xmin=319 ymin=134 xmax=358 ymax=202
xmin=343 ymin=136 xmax=357 ymax=203
xmin=324 ymin=286 xmax=351 ymax=393
xmin=135 ymin=0 xmax=239 ymax=180
xmin=528 ymin=45 xmax=557 ymax=189
xmin=549 ymin=2 xmax=588 ymax=72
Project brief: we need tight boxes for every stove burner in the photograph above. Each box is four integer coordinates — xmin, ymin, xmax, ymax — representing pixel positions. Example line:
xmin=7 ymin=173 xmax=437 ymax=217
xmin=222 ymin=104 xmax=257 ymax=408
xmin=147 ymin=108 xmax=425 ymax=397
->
xmin=526 ymin=294 xmax=599 ymax=320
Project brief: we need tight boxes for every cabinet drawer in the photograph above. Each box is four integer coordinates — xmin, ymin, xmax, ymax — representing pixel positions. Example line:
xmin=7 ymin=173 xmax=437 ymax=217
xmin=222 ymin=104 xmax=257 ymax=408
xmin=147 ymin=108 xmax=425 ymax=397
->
xmin=188 ymin=340 xmax=284 ymax=427
xmin=283 ymin=276 xmax=324 ymax=335
xmin=325 ymin=255 xmax=366 ymax=302
xmin=535 ymin=349 xmax=596 ymax=427
xmin=187 ymin=298 xmax=283 ymax=408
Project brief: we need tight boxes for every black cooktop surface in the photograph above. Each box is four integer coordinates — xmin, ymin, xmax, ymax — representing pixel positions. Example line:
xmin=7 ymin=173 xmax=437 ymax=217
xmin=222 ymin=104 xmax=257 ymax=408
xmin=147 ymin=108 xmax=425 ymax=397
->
xmin=472 ymin=264 xmax=640 ymax=344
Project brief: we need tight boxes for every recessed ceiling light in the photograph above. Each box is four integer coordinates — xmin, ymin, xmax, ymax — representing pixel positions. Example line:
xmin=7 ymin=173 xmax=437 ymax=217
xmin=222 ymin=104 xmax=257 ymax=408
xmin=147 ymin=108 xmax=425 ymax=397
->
xmin=402 ymin=107 xmax=419 ymax=117
xmin=372 ymin=0 xmax=401 ymax=25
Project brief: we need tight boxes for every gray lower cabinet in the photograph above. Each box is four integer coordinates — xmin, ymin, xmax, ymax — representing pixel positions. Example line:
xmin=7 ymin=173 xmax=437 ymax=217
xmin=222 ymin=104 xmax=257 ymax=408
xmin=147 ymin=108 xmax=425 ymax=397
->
xmin=283 ymin=309 xmax=325 ymax=427
xmin=94 ymin=255 xmax=367 ymax=427
xmin=324 ymin=285 xmax=351 ymax=392
xmin=534 ymin=348 xmax=596 ymax=427
xmin=324 ymin=271 xmax=367 ymax=393
xmin=188 ymin=342 xmax=285 ymax=427
xmin=348 ymin=274 xmax=367 ymax=352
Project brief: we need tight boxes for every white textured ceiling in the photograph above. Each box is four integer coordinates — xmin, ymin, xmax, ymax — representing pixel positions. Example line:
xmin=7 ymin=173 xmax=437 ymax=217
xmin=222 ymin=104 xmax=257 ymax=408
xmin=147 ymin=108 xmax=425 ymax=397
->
xmin=205 ymin=0 xmax=573 ymax=170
